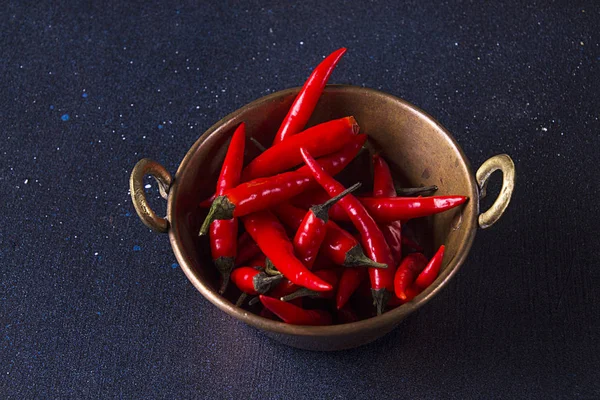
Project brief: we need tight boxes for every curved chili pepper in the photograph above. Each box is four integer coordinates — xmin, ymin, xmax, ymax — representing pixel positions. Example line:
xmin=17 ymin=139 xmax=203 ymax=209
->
xmin=394 ymin=253 xmax=428 ymax=300
xmin=272 ymin=48 xmax=347 ymax=145
xmin=414 ymin=245 xmax=445 ymax=289
xmin=259 ymin=295 xmax=332 ymax=325
xmin=209 ymin=123 xmax=246 ymax=293
xmin=320 ymin=195 xmax=468 ymax=223
xmin=242 ymin=116 xmax=359 ymax=181
xmin=230 ymin=266 xmax=283 ymax=295
xmin=272 ymin=203 xmax=385 ymax=269
xmin=240 ymin=210 xmax=332 ymax=292
xmin=372 ymin=154 xmax=403 ymax=265
xmin=293 ymin=183 xmax=361 ymax=269
xmin=300 ymin=148 xmax=396 ymax=315
xmin=353 ymin=196 xmax=468 ymax=223
xmin=291 ymin=185 xmax=439 ymax=209
xmin=234 ymin=232 xmax=262 ymax=266
xmin=280 ymin=269 xmax=339 ymax=302
xmin=199 ymin=134 xmax=367 ymax=235
xmin=336 ymin=268 xmax=368 ymax=310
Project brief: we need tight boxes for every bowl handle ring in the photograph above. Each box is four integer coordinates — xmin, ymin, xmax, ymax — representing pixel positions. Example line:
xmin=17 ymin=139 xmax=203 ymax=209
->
xmin=129 ymin=158 xmax=172 ymax=233
xmin=476 ymin=154 xmax=515 ymax=229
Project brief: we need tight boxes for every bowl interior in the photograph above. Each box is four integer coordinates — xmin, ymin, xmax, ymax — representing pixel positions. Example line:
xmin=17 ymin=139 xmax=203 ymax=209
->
xmin=167 ymin=85 xmax=478 ymax=347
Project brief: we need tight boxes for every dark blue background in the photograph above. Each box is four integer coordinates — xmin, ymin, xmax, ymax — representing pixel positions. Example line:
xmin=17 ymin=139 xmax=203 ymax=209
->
xmin=2 ymin=1 xmax=599 ymax=398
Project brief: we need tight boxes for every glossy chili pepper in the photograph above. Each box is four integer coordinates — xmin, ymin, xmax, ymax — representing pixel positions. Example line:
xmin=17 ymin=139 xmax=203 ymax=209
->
xmin=209 ymin=123 xmax=246 ymax=293
xmin=293 ymin=182 xmax=361 ymax=269
xmin=199 ymin=134 xmax=367 ymax=235
xmin=272 ymin=48 xmax=347 ymax=145
xmin=259 ymin=295 xmax=332 ymax=326
xmin=291 ymin=185 xmax=439 ymax=209
xmin=300 ymin=148 xmax=396 ymax=315
xmin=320 ymin=195 xmax=468 ymax=223
xmin=394 ymin=253 xmax=428 ymax=300
xmin=241 ymin=116 xmax=359 ymax=181
xmin=240 ymin=210 xmax=332 ymax=292
xmin=372 ymin=154 xmax=403 ymax=265
xmin=230 ymin=266 xmax=284 ymax=295
xmin=352 ymin=196 xmax=468 ymax=223
xmin=234 ymin=232 xmax=262 ymax=266
xmin=280 ymin=269 xmax=339 ymax=302
xmin=336 ymin=267 xmax=368 ymax=310
xmin=272 ymin=203 xmax=385 ymax=269
xmin=414 ymin=245 xmax=445 ymax=289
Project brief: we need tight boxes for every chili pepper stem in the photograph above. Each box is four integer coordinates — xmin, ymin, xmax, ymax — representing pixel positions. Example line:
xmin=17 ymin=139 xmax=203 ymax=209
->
xmin=199 ymin=196 xmax=235 ymax=236
xmin=311 ymin=182 xmax=361 ymax=222
xmin=250 ymin=137 xmax=267 ymax=152
xmin=264 ymin=258 xmax=281 ymax=276
xmin=235 ymin=292 xmax=248 ymax=307
xmin=253 ymin=273 xmax=284 ymax=294
xmin=395 ymin=185 xmax=439 ymax=196
xmin=371 ymin=288 xmax=392 ymax=316
xmin=344 ymin=245 xmax=388 ymax=269
xmin=280 ymin=287 xmax=318 ymax=302
xmin=215 ymin=256 xmax=235 ymax=294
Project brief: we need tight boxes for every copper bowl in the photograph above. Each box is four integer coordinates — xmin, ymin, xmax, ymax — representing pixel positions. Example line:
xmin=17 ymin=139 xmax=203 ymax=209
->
xmin=130 ymin=85 xmax=515 ymax=351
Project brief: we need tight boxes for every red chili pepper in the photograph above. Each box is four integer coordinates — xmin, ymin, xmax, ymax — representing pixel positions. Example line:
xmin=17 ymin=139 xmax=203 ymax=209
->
xmin=234 ymin=232 xmax=262 ymax=266
xmin=293 ymin=182 xmax=361 ymax=269
xmin=272 ymin=203 xmax=385 ymax=269
xmin=240 ymin=210 xmax=332 ymax=292
xmin=272 ymin=48 xmax=347 ymax=145
xmin=414 ymin=245 xmax=445 ymax=289
xmin=336 ymin=268 xmax=368 ymax=310
xmin=300 ymin=148 xmax=395 ymax=315
xmin=394 ymin=253 xmax=428 ymax=300
xmin=387 ymin=285 xmax=421 ymax=306
xmin=259 ymin=295 xmax=332 ymax=325
xmin=280 ymin=269 xmax=339 ymax=302
xmin=352 ymin=196 xmax=468 ymax=223
xmin=199 ymin=134 xmax=367 ymax=235
xmin=295 ymin=191 xmax=467 ymax=224
xmin=242 ymin=116 xmax=359 ymax=181
xmin=209 ymin=123 xmax=246 ymax=293
xmin=372 ymin=154 xmax=403 ymax=265
xmin=230 ymin=266 xmax=283 ymax=295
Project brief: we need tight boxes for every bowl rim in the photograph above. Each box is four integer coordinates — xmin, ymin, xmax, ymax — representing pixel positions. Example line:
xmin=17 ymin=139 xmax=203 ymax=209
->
xmin=167 ymin=84 xmax=479 ymax=337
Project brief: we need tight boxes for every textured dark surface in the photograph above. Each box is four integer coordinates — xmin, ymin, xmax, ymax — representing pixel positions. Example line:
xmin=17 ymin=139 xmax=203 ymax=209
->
xmin=2 ymin=1 xmax=600 ymax=398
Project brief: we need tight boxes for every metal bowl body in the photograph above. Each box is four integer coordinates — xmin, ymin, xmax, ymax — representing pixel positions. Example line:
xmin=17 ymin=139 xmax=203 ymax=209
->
xmin=163 ymin=85 xmax=479 ymax=351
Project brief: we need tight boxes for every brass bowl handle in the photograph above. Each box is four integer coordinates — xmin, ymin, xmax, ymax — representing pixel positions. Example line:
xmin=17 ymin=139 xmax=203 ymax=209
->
xmin=476 ymin=154 xmax=515 ymax=229
xmin=129 ymin=158 xmax=173 ymax=233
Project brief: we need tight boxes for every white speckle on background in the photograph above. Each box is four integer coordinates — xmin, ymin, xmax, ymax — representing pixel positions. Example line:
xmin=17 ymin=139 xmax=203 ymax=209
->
xmin=145 ymin=184 xmax=151 ymax=189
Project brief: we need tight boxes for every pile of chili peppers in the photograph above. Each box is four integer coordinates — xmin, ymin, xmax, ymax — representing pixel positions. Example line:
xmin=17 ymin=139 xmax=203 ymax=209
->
xmin=198 ymin=48 xmax=467 ymax=325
